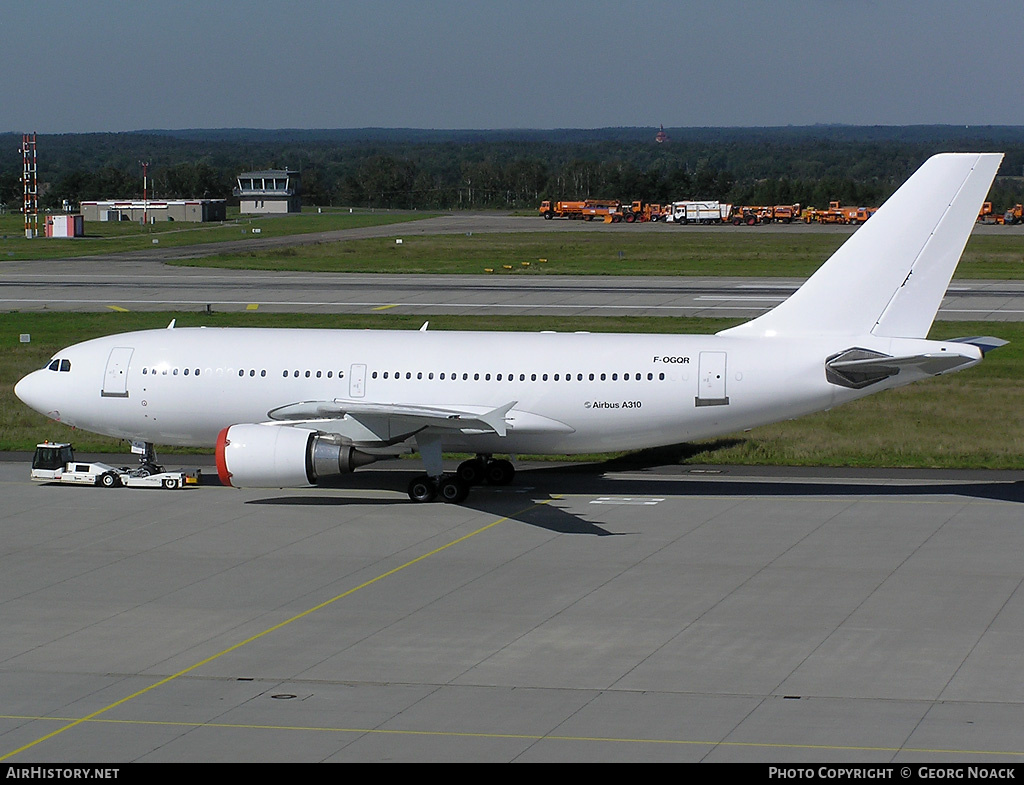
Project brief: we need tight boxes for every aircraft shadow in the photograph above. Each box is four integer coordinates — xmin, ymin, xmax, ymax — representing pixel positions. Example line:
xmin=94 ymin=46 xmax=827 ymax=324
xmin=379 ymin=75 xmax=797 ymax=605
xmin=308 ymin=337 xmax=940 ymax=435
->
xmin=239 ymin=453 xmax=1024 ymax=537
xmin=528 ymin=468 xmax=1024 ymax=505
xmin=242 ymin=470 xmax=619 ymax=535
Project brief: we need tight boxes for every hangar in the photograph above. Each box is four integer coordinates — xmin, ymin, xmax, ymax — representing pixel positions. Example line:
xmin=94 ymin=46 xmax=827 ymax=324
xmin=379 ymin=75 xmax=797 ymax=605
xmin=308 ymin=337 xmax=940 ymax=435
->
xmin=80 ymin=199 xmax=227 ymax=223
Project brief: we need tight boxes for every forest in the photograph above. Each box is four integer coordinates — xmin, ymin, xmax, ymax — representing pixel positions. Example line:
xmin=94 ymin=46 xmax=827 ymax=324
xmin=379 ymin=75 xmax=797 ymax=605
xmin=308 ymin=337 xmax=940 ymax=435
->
xmin=2 ymin=125 xmax=1024 ymax=214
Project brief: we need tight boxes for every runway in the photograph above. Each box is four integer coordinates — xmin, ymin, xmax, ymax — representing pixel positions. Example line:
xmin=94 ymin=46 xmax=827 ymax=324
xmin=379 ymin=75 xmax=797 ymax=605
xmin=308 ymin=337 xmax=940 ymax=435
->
xmin=2 ymin=459 xmax=1024 ymax=762
xmin=2 ymin=215 xmax=1023 ymax=320
xmin=4 ymin=270 xmax=1024 ymax=321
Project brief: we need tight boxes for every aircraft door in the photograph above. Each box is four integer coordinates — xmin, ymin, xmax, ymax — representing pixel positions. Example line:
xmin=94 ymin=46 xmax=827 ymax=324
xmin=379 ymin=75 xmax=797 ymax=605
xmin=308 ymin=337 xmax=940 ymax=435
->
xmin=349 ymin=363 xmax=367 ymax=398
xmin=101 ymin=347 xmax=134 ymax=398
xmin=695 ymin=351 xmax=729 ymax=407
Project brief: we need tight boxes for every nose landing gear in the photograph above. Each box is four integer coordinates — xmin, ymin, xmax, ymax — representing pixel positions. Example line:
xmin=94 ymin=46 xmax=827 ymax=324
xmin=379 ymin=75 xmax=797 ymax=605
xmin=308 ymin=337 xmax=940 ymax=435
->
xmin=132 ymin=441 xmax=164 ymax=476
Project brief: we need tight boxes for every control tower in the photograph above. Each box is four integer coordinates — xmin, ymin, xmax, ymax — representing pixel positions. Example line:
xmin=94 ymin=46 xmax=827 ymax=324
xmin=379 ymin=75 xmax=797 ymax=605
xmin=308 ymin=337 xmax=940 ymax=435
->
xmin=234 ymin=169 xmax=301 ymax=214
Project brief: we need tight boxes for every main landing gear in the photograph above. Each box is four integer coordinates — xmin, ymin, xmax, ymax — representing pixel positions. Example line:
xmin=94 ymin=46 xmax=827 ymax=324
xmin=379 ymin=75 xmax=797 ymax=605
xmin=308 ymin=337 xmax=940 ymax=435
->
xmin=455 ymin=455 xmax=515 ymax=487
xmin=406 ymin=453 xmax=517 ymax=504
xmin=407 ymin=474 xmax=469 ymax=504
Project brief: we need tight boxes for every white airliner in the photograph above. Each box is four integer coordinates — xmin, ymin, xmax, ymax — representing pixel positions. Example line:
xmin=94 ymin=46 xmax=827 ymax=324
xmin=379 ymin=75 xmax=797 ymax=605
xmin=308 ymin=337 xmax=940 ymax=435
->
xmin=15 ymin=153 xmax=1005 ymax=503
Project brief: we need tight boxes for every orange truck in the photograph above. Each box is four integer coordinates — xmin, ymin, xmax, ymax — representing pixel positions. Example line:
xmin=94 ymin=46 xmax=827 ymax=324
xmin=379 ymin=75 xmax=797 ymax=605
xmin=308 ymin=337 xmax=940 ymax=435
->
xmin=726 ymin=204 xmax=801 ymax=225
xmin=621 ymin=201 xmax=667 ymax=222
xmin=580 ymin=199 xmax=623 ymax=222
xmin=539 ymin=200 xmax=586 ymax=219
xmin=805 ymin=201 xmax=877 ymax=225
xmin=729 ymin=206 xmax=762 ymax=226
xmin=977 ymin=202 xmax=1005 ymax=224
xmin=766 ymin=203 xmax=801 ymax=224
xmin=977 ymin=202 xmax=1024 ymax=225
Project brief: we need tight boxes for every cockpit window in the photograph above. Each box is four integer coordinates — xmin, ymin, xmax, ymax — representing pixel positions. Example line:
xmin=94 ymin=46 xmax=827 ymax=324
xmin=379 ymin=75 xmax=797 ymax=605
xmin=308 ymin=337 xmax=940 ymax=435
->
xmin=60 ymin=359 xmax=71 ymax=372
xmin=48 ymin=359 xmax=59 ymax=371
xmin=47 ymin=359 xmax=71 ymax=372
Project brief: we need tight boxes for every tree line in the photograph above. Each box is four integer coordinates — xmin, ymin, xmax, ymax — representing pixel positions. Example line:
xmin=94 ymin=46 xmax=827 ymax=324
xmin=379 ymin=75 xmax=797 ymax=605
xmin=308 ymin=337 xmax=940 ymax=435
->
xmin=2 ymin=127 xmax=1023 ymax=214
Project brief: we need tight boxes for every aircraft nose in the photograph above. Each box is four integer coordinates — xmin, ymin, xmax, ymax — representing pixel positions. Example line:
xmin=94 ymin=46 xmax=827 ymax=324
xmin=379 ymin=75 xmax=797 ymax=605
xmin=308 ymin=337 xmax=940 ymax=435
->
xmin=15 ymin=370 xmax=50 ymax=416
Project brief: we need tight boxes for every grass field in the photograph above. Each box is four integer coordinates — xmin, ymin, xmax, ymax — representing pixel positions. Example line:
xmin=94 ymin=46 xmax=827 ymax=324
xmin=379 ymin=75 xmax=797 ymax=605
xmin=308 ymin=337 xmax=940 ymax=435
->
xmin=173 ymin=230 xmax=1024 ymax=279
xmin=0 ymin=209 xmax=427 ymax=261
xmin=3 ymin=311 xmax=1021 ymax=469
xmin=5 ymin=206 xmax=1021 ymax=278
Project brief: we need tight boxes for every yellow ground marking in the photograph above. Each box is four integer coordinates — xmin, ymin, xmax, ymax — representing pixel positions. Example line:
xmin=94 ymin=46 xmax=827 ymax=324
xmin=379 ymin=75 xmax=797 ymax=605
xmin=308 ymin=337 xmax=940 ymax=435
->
xmin=0 ymin=499 xmax=555 ymax=761
xmin=246 ymin=303 xmax=259 ymax=310
xmin=372 ymin=304 xmax=399 ymax=311
xmin=105 ymin=305 xmax=129 ymax=312
xmin=2 ymin=714 xmax=1022 ymax=758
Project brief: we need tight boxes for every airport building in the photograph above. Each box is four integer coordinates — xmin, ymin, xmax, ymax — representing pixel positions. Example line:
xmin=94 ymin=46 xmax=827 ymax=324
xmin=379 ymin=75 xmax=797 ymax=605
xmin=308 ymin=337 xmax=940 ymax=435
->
xmin=80 ymin=199 xmax=227 ymax=223
xmin=44 ymin=214 xmax=84 ymax=238
xmin=234 ymin=169 xmax=301 ymax=214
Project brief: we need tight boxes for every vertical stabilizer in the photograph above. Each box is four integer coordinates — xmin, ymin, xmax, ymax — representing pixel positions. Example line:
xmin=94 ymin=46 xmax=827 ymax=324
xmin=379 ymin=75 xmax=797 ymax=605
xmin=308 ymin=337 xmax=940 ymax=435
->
xmin=721 ymin=153 xmax=1002 ymax=339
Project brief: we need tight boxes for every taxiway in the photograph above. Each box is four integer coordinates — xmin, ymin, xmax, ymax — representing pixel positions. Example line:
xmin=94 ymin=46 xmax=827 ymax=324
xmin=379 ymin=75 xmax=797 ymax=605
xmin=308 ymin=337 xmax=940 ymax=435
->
xmin=2 ymin=459 xmax=1024 ymax=762
xmin=3 ymin=215 xmax=1023 ymax=320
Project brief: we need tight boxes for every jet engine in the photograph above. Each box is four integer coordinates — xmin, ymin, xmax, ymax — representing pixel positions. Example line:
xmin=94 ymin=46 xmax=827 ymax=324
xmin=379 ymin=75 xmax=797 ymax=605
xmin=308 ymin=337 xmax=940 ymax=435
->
xmin=216 ymin=423 xmax=379 ymax=488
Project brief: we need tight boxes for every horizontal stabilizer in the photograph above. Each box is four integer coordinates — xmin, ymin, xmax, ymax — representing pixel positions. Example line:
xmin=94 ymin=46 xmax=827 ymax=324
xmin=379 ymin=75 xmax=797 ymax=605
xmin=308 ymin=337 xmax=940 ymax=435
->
xmin=825 ymin=348 xmax=978 ymax=389
xmin=947 ymin=336 xmax=1008 ymax=355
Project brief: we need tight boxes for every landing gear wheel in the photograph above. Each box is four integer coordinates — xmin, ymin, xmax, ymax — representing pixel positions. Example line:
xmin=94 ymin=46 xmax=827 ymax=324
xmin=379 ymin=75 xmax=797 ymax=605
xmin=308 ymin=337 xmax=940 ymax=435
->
xmin=138 ymin=462 xmax=162 ymax=477
xmin=407 ymin=475 xmax=437 ymax=503
xmin=438 ymin=476 xmax=470 ymax=504
xmin=456 ymin=458 xmax=487 ymax=486
xmin=485 ymin=459 xmax=516 ymax=486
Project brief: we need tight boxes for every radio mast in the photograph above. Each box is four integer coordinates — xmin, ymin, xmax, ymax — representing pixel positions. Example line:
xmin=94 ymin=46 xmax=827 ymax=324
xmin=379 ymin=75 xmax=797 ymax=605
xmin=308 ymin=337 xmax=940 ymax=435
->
xmin=21 ymin=133 xmax=38 ymax=239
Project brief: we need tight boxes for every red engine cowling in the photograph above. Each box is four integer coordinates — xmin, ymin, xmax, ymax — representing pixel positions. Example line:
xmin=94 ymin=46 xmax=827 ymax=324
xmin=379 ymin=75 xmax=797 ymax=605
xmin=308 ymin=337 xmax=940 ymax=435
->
xmin=216 ymin=423 xmax=378 ymax=488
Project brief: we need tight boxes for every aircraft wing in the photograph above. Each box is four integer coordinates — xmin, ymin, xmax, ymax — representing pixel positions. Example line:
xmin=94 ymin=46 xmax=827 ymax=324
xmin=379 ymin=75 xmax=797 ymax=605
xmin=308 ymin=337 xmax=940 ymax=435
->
xmin=267 ymin=399 xmax=519 ymax=436
xmin=267 ymin=399 xmax=576 ymax=441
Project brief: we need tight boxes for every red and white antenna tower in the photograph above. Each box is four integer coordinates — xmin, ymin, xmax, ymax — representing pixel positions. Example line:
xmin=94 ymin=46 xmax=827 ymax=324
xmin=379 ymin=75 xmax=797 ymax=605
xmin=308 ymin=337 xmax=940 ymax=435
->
xmin=21 ymin=133 xmax=38 ymax=238
xmin=140 ymin=160 xmax=149 ymax=224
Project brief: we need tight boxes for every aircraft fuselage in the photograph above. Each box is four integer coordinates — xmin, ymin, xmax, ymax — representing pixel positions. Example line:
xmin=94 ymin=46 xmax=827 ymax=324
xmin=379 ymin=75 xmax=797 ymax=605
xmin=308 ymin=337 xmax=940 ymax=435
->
xmin=15 ymin=326 xmax=970 ymax=455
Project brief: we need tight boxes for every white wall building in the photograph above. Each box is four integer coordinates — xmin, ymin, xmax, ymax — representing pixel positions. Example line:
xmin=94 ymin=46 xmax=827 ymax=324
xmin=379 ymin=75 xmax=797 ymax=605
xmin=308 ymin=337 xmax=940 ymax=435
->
xmin=234 ymin=170 xmax=301 ymax=214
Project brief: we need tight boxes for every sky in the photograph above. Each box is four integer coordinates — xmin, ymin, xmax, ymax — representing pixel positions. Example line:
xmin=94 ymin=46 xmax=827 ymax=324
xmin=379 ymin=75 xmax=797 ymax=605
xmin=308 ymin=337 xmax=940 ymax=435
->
xmin=4 ymin=0 xmax=1023 ymax=133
